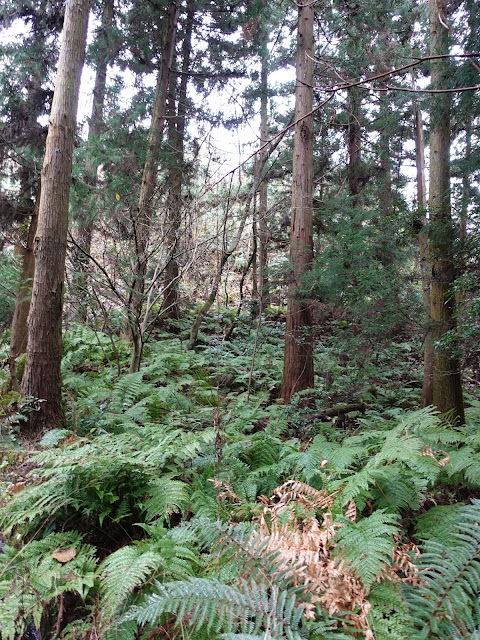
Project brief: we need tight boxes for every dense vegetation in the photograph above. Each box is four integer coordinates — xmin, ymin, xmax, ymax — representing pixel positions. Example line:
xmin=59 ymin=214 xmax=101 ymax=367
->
xmin=1 ymin=319 xmax=480 ymax=638
xmin=1 ymin=0 xmax=480 ymax=638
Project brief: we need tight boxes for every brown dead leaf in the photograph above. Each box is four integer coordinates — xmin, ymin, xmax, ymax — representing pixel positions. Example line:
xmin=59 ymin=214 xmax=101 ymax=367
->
xmin=52 ymin=547 xmax=77 ymax=563
xmin=9 ymin=482 xmax=26 ymax=494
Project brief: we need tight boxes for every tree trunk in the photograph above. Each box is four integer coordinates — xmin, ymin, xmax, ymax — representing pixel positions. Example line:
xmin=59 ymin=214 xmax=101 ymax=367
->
xmin=129 ymin=0 xmax=179 ymax=372
xmin=459 ymin=113 xmax=471 ymax=245
xmin=162 ymin=0 xmax=195 ymax=320
xmin=258 ymin=42 xmax=269 ymax=308
xmin=73 ymin=0 xmax=114 ymax=321
xmin=428 ymin=0 xmax=464 ymax=424
xmin=8 ymin=191 xmax=39 ymax=383
xmin=347 ymin=86 xmax=362 ymax=206
xmin=21 ymin=0 xmax=91 ymax=437
xmin=280 ymin=1 xmax=315 ymax=402
xmin=414 ymin=101 xmax=434 ymax=407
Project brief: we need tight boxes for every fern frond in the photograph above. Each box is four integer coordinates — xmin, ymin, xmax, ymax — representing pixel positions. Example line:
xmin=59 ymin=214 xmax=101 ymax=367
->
xmin=128 ymin=578 xmax=306 ymax=639
xmin=142 ymin=478 xmax=189 ymax=524
xmin=406 ymin=499 xmax=480 ymax=639
xmin=368 ymin=581 xmax=412 ymax=640
xmin=0 ymin=532 xmax=97 ymax=640
xmin=100 ymin=546 xmax=165 ymax=615
xmin=332 ymin=510 xmax=399 ymax=589
xmin=414 ymin=505 xmax=461 ymax=546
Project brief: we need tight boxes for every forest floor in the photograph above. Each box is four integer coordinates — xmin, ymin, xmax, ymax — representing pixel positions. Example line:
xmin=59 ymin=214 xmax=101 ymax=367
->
xmin=1 ymin=306 xmax=480 ymax=640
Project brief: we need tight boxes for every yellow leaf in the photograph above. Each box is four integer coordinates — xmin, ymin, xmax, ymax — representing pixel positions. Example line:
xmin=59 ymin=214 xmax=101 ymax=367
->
xmin=52 ymin=547 xmax=77 ymax=563
xmin=115 ymin=193 xmax=120 ymax=201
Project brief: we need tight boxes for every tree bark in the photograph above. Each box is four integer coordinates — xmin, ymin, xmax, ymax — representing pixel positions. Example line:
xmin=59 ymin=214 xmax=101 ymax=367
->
xmin=428 ymin=0 xmax=464 ymax=424
xmin=414 ymin=100 xmax=434 ymax=407
xmin=162 ymin=0 xmax=195 ymax=320
xmin=258 ymin=42 xmax=269 ymax=307
xmin=21 ymin=0 xmax=91 ymax=437
xmin=280 ymin=1 xmax=315 ymax=402
xmin=8 ymin=189 xmax=39 ymax=380
xmin=129 ymin=0 xmax=179 ymax=372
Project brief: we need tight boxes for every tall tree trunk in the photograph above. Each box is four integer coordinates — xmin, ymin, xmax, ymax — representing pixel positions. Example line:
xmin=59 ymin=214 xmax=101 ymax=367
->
xmin=129 ymin=0 xmax=179 ymax=372
xmin=258 ymin=42 xmax=269 ymax=308
xmin=347 ymin=86 xmax=362 ymax=206
xmin=8 ymin=190 xmax=39 ymax=379
xmin=21 ymin=0 xmax=91 ymax=437
xmin=459 ymin=113 xmax=471 ymax=245
xmin=414 ymin=100 xmax=434 ymax=407
xmin=378 ymin=88 xmax=392 ymax=220
xmin=162 ymin=0 xmax=195 ymax=320
xmin=73 ymin=0 xmax=114 ymax=321
xmin=280 ymin=1 xmax=314 ymax=402
xmin=251 ymin=212 xmax=258 ymax=297
xmin=428 ymin=0 xmax=464 ymax=424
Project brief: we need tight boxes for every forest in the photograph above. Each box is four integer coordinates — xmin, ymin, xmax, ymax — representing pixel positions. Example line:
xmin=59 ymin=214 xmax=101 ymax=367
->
xmin=0 ymin=0 xmax=480 ymax=637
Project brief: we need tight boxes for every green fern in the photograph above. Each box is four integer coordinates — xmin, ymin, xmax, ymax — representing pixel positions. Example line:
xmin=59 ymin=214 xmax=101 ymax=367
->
xmin=406 ymin=499 xmax=480 ymax=639
xmin=128 ymin=577 xmax=307 ymax=639
xmin=0 ymin=532 xmax=97 ymax=640
xmin=368 ymin=581 xmax=412 ymax=640
xmin=332 ymin=510 xmax=399 ymax=589
xmin=142 ymin=477 xmax=190 ymax=523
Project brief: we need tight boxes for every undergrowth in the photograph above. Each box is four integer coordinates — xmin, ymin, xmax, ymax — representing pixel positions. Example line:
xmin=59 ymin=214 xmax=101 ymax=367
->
xmin=1 ymin=321 xmax=480 ymax=639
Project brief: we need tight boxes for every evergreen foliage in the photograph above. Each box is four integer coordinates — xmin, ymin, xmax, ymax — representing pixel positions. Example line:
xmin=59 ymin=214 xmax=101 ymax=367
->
xmin=1 ymin=0 xmax=480 ymax=635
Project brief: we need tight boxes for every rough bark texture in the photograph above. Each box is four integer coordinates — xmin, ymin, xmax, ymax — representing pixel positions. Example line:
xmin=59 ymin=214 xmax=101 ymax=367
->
xmin=428 ymin=0 xmax=464 ymax=424
xmin=21 ymin=0 xmax=91 ymax=437
xmin=73 ymin=0 xmax=114 ymax=320
xmin=280 ymin=2 xmax=315 ymax=402
xmin=129 ymin=0 xmax=179 ymax=372
xmin=414 ymin=101 xmax=434 ymax=408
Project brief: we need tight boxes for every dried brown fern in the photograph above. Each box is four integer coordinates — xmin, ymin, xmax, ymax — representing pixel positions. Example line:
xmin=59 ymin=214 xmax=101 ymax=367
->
xmin=246 ymin=482 xmax=417 ymax=638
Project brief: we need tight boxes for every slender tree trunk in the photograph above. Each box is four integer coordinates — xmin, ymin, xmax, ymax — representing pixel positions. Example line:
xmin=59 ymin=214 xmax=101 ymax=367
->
xmin=252 ymin=212 xmax=258 ymax=297
xmin=8 ymin=26 xmax=51 ymax=386
xmin=129 ymin=0 xmax=179 ymax=372
xmin=281 ymin=1 xmax=315 ymax=402
xmin=162 ymin=0 xmax=195 ymax=320
xmin=8 ymin=191 xmax=39 ymax=370
xmin=459 ymin=113 xmax=471 ymax=245
xmin=258 ymin=43 xmax=269 ymax=307
xmin=378 ymin=89 xmax=392 ymax=219
xmin=414 ymin=101 xmax=434 ymax=407
xmin=162 ymin=88 xmax=182 ymax=321
xmin=428 ymin=0 xmax=464 ymax=424
xmin=73 ymin=0 xmax=114 ymax=321
xmin=21 ymin=0 xmax=91 ymax=437
xmin=347 ymin=86 xmax=362 ymax=205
